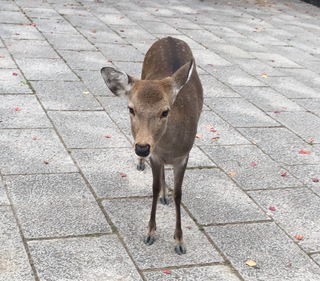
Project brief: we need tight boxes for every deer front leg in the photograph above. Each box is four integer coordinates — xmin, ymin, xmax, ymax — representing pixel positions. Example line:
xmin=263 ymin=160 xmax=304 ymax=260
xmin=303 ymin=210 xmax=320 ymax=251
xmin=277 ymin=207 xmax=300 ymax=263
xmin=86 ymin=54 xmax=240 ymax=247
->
xmin=173 ymin=155 xmax=189 ymax=255
xmin=144 ymin=155 xmax=162 ymax=246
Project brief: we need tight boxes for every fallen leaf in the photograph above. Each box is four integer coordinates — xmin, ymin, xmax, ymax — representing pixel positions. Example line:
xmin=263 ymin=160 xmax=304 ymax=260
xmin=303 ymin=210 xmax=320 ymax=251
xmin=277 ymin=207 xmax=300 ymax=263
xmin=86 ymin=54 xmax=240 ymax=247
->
xmin=210 ymin=128 xmax=217 ymax=133
xmin=269 ymin=206 xmax=276 ymax=211
xmin=312 ymin=178 xmax=319 ymax=183
xmin=12 ymin=72 xmax=18 ymax=76
xmin=295 ymin=234 xmax=304 ymax=240
xmin=281 ymin=171 xmax=287 ymax=177
xmin=83 ymin=91 xmax=90 ymax=95
xmin=229 ymin=171 xmax=236 ymax=177
xmin=211 ymin=136 xmax=220 ymax=141
xmin=308 ymin=138 xmax=315 ymax=145
xmin=261 ymin=72 xmax=268 ymax=78
xmin=119 ymin=172 xmax=127 ymax=177
xmin=91 ymin=28 xmax=97 ymax=33
xmin=195 ymin=133 xmax=202 ymax=139
xmin=0 ymin=55 xmax=5 ymax=58
xmin=163 ymin=269 xmax=171 ymax=274
xmin=245 ymin=259 xmax=257 ymax=267
xmin=185 ymin=226 xmax=192 ymax=230
xmin=30 ymin=22 xmax=36 ymax=26
xmin=299 ymin=149 xmax=312 ymax=155
xmin=43 ymin=161 xmax=49 ymax=164
xmin=273 ymin=110 xmax=281 ymax=114
xmin=251 ymin=162 xmax=257 ymax=167
xmin=32 ymin=136 xmax=38 ymax=140
xmin=105 ymin=134 xmax=111 ymax=138
xmin=15 ymin=107 xmax=21 ymax=111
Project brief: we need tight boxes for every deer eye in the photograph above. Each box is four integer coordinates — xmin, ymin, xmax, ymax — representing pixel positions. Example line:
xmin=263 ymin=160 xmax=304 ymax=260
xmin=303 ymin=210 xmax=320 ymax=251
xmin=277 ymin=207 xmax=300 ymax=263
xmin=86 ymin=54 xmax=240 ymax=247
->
xmin=161 ymin=109 xmax=170 ymax=118
xmin=128 ymin=107 xmax=135 ymax=116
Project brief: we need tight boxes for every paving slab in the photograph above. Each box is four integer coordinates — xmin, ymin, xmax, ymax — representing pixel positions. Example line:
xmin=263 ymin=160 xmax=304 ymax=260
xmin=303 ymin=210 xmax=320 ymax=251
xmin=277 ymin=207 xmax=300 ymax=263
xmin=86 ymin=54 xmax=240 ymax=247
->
xmin=249 ymin=188 xmax=320 ymax=253
xmin=206 ymin=222 xmax=320 ymax=281
xmin=0 ymin=178 xmax=9 ymax=206
xmin=239 ymin=127 xmax=320 ymax=165
xmin=271 ymin=112 xmax=320 ymax=143
xmin=72 ymin=148 xmax=153 ymax=198
xmin=233 ymin=86 xmax=305 ymax=112
xmin=31 ymin=81 xmax=102 ymax=110
xmin=0 ymin=24 xmax=44 ymax=40
xmin=5 ymin=173 xmax=111 ymax=239
xmin=144 ymin=265 xmax=241 ymax=281
xmin=48 ymin=111 xmax=131 ymax=149
xmin=0 ymin=207 xmax=34 ymax=281
xmin=176 ymin=168 xmax=268 ymax=225
xmin=195 ymin=110 xmax=250 ymax=146
xmin=103 ymin=198 xmax=223 ymax=269
xmin=32 ymin=18 xmax=79 ymax=34
xmin=0 ymin=69 xmax=33 ymax=94
xmin=202 ymin=145 xmax=302 ymax=190
xmin=96 ymin=43 xmax=144 ymax=62
xmin=0 ymin=129 xmax=77 ymax=175
xmin=293 ymin=98 xmax=320 ymax=116
xmin=28 ymin=235 xmax=143 ymax=281
xmin=206 ymin=97 xmax=279 ymax=127
xmin=0 ymin=47 xmax=16 ymax=68
xmin=0 ymin=95 xmax=51 ymax=129
xmin=250 ymin=51 xmax=304 ymax=68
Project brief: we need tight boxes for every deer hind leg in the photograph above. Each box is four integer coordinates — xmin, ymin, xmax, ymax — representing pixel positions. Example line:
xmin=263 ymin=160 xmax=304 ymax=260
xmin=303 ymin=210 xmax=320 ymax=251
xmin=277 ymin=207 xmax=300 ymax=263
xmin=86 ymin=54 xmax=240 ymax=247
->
xmin=144 ymin=156 xmax=162 ymax=246
xmin=137 ymin=157 xmax=146 ymax=171
xmin=173 ymin=155 xmax=189 ymax=255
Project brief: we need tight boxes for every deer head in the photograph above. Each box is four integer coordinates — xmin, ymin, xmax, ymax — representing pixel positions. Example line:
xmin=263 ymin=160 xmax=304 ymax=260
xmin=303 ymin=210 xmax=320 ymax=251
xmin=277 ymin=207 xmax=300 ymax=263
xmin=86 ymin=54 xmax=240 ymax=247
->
xmin=101 ymin=60 xmax=194 ymax=157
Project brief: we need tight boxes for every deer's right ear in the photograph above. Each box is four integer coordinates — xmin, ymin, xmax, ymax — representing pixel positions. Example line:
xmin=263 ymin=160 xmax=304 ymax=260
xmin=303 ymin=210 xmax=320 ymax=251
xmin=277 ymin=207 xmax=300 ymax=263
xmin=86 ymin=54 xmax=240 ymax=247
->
xmin=101 ymin=67 xmax=135 ymax=97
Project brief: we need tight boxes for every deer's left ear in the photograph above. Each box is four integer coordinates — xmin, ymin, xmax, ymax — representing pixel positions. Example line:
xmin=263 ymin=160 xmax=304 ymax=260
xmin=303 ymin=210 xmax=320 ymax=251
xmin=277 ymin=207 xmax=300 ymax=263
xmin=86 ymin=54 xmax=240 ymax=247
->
xmin=101 ymin=67 xmax=135 ymax=97
xmin=171 ymin=59 xmax=194 ymax=100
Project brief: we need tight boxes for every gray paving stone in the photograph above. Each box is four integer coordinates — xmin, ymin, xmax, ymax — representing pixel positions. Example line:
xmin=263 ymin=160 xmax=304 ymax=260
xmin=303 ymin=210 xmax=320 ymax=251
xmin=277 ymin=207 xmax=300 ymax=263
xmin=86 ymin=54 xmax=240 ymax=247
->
xmin=294 ymin=99 xmax=320 ymax=116
xmin=233 ymin=86 xmax=305 ymax=112
xmin=48 ymin=111 xmax=131 ymax=149
xmin=269 ymin=45 xmax=318 ymax=64
xmin=203 ymin=145 xmax=302 ymax=190
xmin=31 ymin=81 xmax=102 ymax=110
xmin=188 ymin=145 xmax=216 ymax=168
xmin=21 ymin=7 xmax=61 ymax=19
xmin=0 ymin=48 xmax=16 ymax=68
xmin=313 ymin=254 xmax=320 ymax=267
xmin=0 ymin=24 xmax=44 ymax=40
xmin=209 ymin=65 xmax=265 ymax=87
xmin=75 ymin=70 xmax=114 ymax=96
xmin=263 ymin=77 xmax=319 ymax=99
xmin=200 ymin=74 xmax=241 ymax=98
xmin=206 ymin=222 xmax=320 ymax=281
xmin=0 ymin=207 xmax=34 ymax=281
xmin=224 ymin=37 xmax=269 ymax=52
xmin=193 ymin=49 xmax=231 ymax=72
xmin=5 ymin=173 xmax=111 ymax=238
xmin=43 ymin=32 xmax=96 ymax=51
xmin=0 ymin=95 xmax=51 ymax=128
xmin=250 ymin=52 xmax=303 ymax=68
xmin=112 ymin=61 xmax=143 ymax=79
xmin=72 ymin=148 xmax=153 ymax=198
xmin=239 ymin=127 xmax=320 ymax=165
xmin=138 ymin=20 xmax=181 ymax=35
xmin=96 ymin=43 xmax=144 ymax=62
xmin=206 ymin=97 xmax=279 ymax=127
xmin=144 ymin=265 xmax=241 ymax=281
xmin=28 ymin=235 xmax=143 ymax=281
xmin=282 ymin=68 xmax=320 ymax=91
xmin=178 ymin=168 xmax=268 ymax=224
xmin=211 ymin=44 xmax=254 ymax=61
xmin=247 ymin=33 xmax=289 ymax=46
xmin=0 ymin=0 xmax=20 ymax=11
xmin=180 ymin=29 xmax=226 ymax=47
xmin=0 ymin=179 xmax=9 ymax=206
xmin=0 ymin=69 xmax=33 ymax=94
xmin=58 ymin=49 xmax=111 ymax=71
xmin=33 ymin=18 xmax=79 ymax=34
xmin=204 ymin=25 xmax=246 ymax=39
xmin=97 ymin=13 xmax=138 ymax=26
xmin=109 ymin=24 xmax=156 ymax=41
xmin=195 ymin=110 xmax=250 ymax=146
xmin=103 ymin=198 xmax=223 ymax=269
xmin=0 ymin=10 xmax=30 ymax=24
xmin=15 ymin=58 xmax=79 ymax=81
xmin=285 ymin=165 xmax=320 ymax=195
xmin=0 ymin=129 xmax=77 ymax=175
xmin=271 ymin=112 xmax=320 ymax=143
xmin=5 ymin=39 xmax=59 ymax=59
xmin=249 ymin=188 xmax=320 ymax=252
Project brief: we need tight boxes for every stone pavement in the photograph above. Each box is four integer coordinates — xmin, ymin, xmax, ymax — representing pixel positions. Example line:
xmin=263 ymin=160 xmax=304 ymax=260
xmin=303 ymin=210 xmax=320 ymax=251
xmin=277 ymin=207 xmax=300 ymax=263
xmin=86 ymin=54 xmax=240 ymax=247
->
xmin=0 ymin=0 xmax=320 ymax=280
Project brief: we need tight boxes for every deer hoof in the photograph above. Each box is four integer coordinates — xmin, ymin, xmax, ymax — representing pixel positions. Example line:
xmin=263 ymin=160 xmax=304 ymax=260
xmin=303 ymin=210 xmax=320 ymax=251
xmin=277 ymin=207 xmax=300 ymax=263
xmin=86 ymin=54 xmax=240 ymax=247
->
xmin=136 ymin=162 xmax=145 ymax=171
xmin=144 ymin=235 xmax=155 ymax=245
xmin=160 ymin=196 xmax=169 ymax=205
xmin=175 ymin=244 xmax=186 ymax=255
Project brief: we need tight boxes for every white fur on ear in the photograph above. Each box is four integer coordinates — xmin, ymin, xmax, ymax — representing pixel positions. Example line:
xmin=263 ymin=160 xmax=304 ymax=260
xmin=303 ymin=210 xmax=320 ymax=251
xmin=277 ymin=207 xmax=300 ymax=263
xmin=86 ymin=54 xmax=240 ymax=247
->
xmin=101 ymin=67 xmax=134 ymax=97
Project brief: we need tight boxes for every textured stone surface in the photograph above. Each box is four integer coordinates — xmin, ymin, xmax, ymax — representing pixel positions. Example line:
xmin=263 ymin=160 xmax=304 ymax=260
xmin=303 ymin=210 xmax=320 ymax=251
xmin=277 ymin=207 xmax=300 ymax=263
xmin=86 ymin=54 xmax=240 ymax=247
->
xmin=103 ymin=198 xmax=223 ymax=269
xmin=5 ymin=173 xmax=111 ymax=238
xmin=207 ymin=223 xmax=320 ymax=281
xmin=28 ymin=236 xmax=143 ymax=281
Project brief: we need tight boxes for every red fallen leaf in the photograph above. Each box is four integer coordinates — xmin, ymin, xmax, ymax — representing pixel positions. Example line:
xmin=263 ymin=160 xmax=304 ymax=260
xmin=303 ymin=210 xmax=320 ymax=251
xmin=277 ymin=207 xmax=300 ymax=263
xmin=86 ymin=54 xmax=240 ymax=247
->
xmin=15 ymin=107 xmax=21 ymax=111
xmin=105 ymin=134 xmax=111 ymax=138
xmin=30 ymin=22 xmax=36 ymax=27
xmin=32 ymin=136 xmax=38 ymax=140
xmin=43 ymin=160 xmax=49 ymax=164
xmin=162 ymin=269 xmax=171 ymax=274
xmin=119 ymin=29 xmax=125 ymax=32
xmin=299 ymin=149 xmax=312 ymax=155
xmin=251 ymin=162 xmax=257 ymax=167
xmin=312 ymin=178 xmax=319 ymax=183
xmin=308 ymin=138 xmax=315 ymax=145
xmin=273 ymin=110 xmax=281 ymax=114
xmin=12 ymin=72 xmax=18 ymax=76
xmin=281 ymin=171 xmax=287 ymax=177
xmin=269 ymin=206 xmax=276 ymax=211
xmin=295 ymin=234 xmax=304 ymax=240
xmin=185 ymin=226 xmax=192 ymax=230
xmin=210 ymin=128 xmax=217 ymax=133
xmin=119 ymin=172 xmax=127 ymax=177
xmin=0 ymin=55 xmax=5 ymax=58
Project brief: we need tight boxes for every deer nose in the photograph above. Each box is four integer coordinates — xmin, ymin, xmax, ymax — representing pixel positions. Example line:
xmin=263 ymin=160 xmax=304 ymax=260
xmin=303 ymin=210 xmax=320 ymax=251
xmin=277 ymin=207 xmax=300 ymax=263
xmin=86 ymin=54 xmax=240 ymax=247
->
xmin=135 ymin=144 xmax=150 ymax=157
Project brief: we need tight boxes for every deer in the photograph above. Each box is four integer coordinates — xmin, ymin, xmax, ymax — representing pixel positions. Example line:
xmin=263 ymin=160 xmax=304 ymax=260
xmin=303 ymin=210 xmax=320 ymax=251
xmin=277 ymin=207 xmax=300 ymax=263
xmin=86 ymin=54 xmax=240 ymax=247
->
xmin=101 ymin=36 xmax=203 ymax=255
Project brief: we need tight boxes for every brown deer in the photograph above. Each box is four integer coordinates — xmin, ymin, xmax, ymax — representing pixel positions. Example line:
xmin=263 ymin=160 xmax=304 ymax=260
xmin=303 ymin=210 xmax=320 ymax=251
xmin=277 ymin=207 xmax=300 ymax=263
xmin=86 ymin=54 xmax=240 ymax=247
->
xmin=101 ymin=37 xmax=203 ymax=255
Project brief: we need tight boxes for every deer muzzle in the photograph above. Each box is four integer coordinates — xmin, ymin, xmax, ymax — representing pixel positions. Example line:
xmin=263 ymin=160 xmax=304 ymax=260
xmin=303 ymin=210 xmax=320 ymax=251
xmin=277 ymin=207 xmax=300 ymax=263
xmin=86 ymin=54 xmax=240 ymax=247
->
xmin=135 ymin=144 xmax=151 ymax=157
